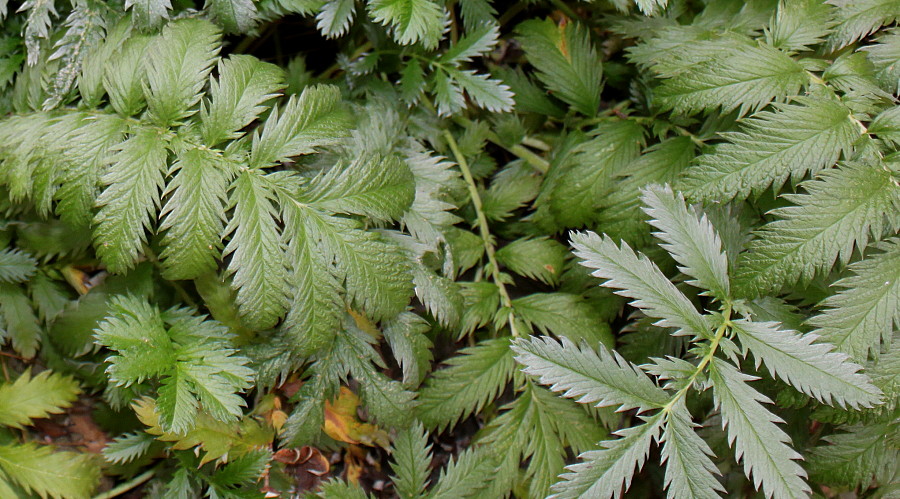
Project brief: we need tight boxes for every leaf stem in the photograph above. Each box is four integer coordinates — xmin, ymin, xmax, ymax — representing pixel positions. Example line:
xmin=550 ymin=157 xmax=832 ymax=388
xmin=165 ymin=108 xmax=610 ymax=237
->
xmin=442 ymin=129 xmax=519 ymax=337
xmin=452 ymin=116 xmax=550 ymax=173
xmin=662 ymin=304 xmax=732 ymax=413
xmin=92 ymin=469 xmax=155 ymax=499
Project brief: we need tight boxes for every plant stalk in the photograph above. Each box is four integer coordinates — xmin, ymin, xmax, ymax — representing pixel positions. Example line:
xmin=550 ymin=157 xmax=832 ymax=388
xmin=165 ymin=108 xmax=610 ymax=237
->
xmin=443 ymin=129 xmax=520 ymax=337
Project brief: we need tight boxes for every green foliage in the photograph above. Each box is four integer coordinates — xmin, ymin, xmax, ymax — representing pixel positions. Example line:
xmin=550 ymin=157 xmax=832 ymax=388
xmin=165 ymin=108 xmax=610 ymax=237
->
xmin=0 ymin=0 xmax=897 ymax=497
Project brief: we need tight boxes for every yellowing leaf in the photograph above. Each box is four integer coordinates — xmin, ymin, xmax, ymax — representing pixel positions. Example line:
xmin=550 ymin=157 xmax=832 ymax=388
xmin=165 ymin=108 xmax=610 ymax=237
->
xmin=323 ymin=387 xmax=390 ymax=449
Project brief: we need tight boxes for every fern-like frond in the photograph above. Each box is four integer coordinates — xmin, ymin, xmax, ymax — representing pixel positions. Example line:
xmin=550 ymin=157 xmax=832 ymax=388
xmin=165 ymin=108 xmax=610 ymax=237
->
xmin=731 ymin=319 xmax=881 ymax=409
xmin=571 ymin=231 xmax=711 ymax=339
xmin=807 ymin=422 xmax=898 ymax=488
xmin=0 ymin=443 xmax=100 ymax=499
xmin=551 ymin=413 xmax=663 ymax=499
xmin=516 ymin=18 xmax=602 ymax=116
xmin=660 ymin=400 xmax=724 ymax=499
xmin=159 ymin=146 xmax=231 ymax=280
xmin=93 ymin=126 xmax=169 ymax=273
xmin=250 ymin=84 xmax=352 ymax=168
xmin=224 ymin=170 xmax=289 ymax=330
xmin=200 ymin=55 xmax=284 ymax=146
xmin=144 ymin=18 xmax=221 ymax=126
xmin=0 ymin=369 xmax=80 ymax=429
xmin=826 ymin=0 xmax=900 ymax=50
xmin=678 ymin=97 xmax=861 ymax=202
xmin=655 ymin=43 xmax=807 ymax=116
xmin=0 ymin=248 xmax=36 ymax=283
xmin=808 ymin=237 xmax=900 ymax=361
xmin=512 ymin=336 xmax=668 ymax=413
xmin=302 ymin=153 xmax=415 ymax=222
xmin=417 ymin=338 xmax=516 ymax=431
xmin=708 ymin=358 xmax=809 ymax=499
xmin=367 ymin=0 xmax=444 ymax=49
xmin=513 ymin=293 xmax=614 ymax=346
xmin=389 ymin=422 xmax=432 ymax=498
xmin=641 ymin=185 xmax=730 ymax=301
xmin=734 ymin=162 xmax=900 ymax=298
xmin=125 ymin=0 xmax=172 ymax=29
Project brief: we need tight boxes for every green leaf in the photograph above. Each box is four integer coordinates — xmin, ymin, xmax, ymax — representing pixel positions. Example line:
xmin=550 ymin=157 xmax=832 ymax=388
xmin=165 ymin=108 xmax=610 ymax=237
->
xmin=144 ymin=18 xmax=221 ymax=126
xmin=55 ymin=113 xmax=128 ymax=228
xmin=383 ymin=312 xmax=432 ymax=387
xmin=708 ymin=358 xmax=809 ymax=499
xmin=571 ymin=231 xmax=711 ymax=339
xmin=516 ymin=18 xmax=602 ymax=116
xmin=768 ymin=0 xmax=835 ymax=52
xmin=733 ymin=162 xmax=900 ymax=298
xmin=678 ymin=97 xmax=861 ymax=202
xmin=551 ymin=412 xmax=663 ymax=499
xmin=0 ymin=283 xmax=42 ymax=358
xmin=446 ymin=68 xmax=515 ymax=113
xmin=95 ymin=297 xmax=253 ymax=434
xmin=826 ymin=0 xmax=900 ymax=50
xmin=206 ymin=0 xmax=259 ymax=33
xmin=390 ymin=422 xmax=432 ymax=499
xmin=869 ymin=105 xmax=900 ymax=148
xmin=339 ymin=318 xmax=417 ymax=428
xmin=302 ymin=153 xmax=415 ymax=222
xmin=512 ymin=336 xmax=668 ymax=413
xmin=368 ymin=0 xmax=444 ymax=49
xmin=0 ymin=369 xmax=80 ymax=429
xmin=428 ymin=447 xmax=494 ymax=499
xmin=200 ymin=55 xmax=284 ymax=146
xmin=861 ymin=27 xmax=900 ymax=94
xmin=808 ymin=422 xmax=898 ymax=488
xmin=159 ymin=146 xmax=231 ymax=280
xmin=93 ymin=126 xmax=169 ymax=273
xmin=438 ymin=24 xmax=499 ymax=65
xmin=309 ymin=211 xmax=414 ymax=321
xmin=417 ymin=338 xmax=516 ymax=431
xmin=250 ymin=84 xmax=352 ymax=168
xmin=550 ymin=120 xmax=645 ymax=228
xmin=0 ymin=443 xmax=100 ymax=499
xmin=280 ymin=198 xmax=344 ymax=355
xmin=102 ymin=432 xmax=156 ymax=464
xmin=125 ymin=0 xmax=172 ymax=29
xmin=224 ymin=171 xmax=289 ymax=330
xmin=315 ymin=0 xmax=355 ymax=38
xmin=731 ymin=319 xmax=881 ymax=409
xmin=0 ymin=248 xmax=36 ymax=283
xmin=641 ymin=185 xmax=730 ymax=301
xmin=655 ymin=43 xmax=807 ymax=116
xmin=103 ymin=35 xmax=152 ymax=117
xmin=808 ymin=237 xmax=900 ymax=361
xmin=496 ymin=237 xmax=567 ymax=285
xmin=660 ymin=401 xmax=724 ymax=499
xmin=512 ymin=293 xmax=614 ymax=346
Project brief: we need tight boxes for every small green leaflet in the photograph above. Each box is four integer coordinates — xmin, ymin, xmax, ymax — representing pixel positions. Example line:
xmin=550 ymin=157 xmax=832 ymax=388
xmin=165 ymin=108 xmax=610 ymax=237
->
xmin=367 ymin=0 xmax=444 ymax=49
xmin=709 ymin=358 xmax=810 ymax=499
xmin=516 ymin=18 xmax=602 ymax=116
xmin=0 ymin=369 xmax=80 ymax=429
xmin=655 ymin=43 xmax=807 ymax=116
xmin=808 ymin=237 xmax=900 ymax=361
xmin=551 ymin=413 xmax=663 ymax=499
xmin=512 ymin=336 xmax=668 ymax=413
xmin=730 ymin=319 xmax=881 ymax=409
xmin=571 ymin=231 xmax=712 ymax=339
xmin=734 ymin=162 xmax=900 ymax=298
xmin=660 ymin=400 xmax=724 ymax=499
xmin=678 ymin=97 xmax=861 ymax=202
xmin=641 ymin=185 xmax=730 ymax=301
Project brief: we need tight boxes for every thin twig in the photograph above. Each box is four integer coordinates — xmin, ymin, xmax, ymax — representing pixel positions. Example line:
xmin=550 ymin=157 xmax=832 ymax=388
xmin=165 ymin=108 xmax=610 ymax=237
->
xmin=443 ymin=130 xmax=520 ymax=337
xmin=92 ymin=470 xmax=155 ymax=499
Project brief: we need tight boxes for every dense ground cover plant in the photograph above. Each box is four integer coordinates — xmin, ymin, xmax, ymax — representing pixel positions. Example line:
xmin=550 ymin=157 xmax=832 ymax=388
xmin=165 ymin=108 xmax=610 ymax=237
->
xmin=0 ymin=0 xmax=897 ymax=497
